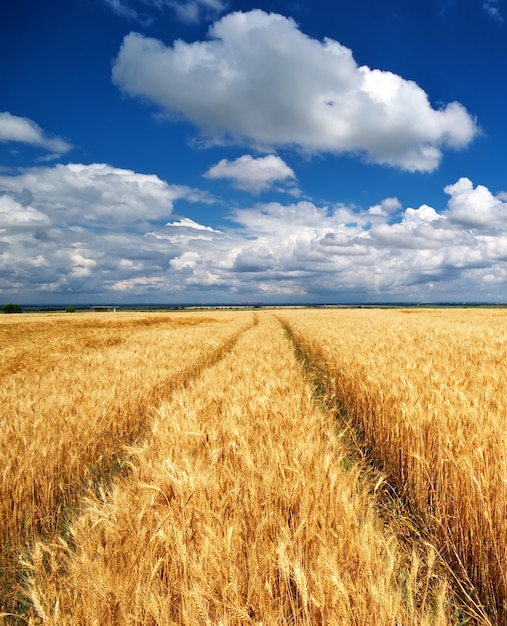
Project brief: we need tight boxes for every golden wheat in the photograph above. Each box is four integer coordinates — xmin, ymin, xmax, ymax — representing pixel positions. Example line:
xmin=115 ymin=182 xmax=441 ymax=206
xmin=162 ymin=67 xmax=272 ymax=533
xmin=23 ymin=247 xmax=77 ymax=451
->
xmin=25 ymin=314 xmax=457 ymax=625
xmin=3 ymin=309 xmax=500 ymax=624
xmin=0 ymin=310 xmax=252 ymax=616
xmin=280 ymin=308 xmax=507 ymax=623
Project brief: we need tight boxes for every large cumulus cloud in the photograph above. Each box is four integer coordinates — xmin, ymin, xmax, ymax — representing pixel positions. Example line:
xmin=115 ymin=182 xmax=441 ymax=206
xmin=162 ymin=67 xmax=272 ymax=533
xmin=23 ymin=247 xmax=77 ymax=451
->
xmin=0 ymin=163 xmax=211 ymax=228
xmin=444 ymin=177 xmax=507 ymax=229
xmin=112 ymin=10 xmax=478 ymax=172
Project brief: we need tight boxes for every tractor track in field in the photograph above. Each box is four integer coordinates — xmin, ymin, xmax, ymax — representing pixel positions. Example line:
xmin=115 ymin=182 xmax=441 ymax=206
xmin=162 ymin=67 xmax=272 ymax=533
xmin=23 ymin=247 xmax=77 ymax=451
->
xmin=277 ymin=315 xmax=495 ymax=626
xmin=1 ymin=314 xmax=257 ymax=624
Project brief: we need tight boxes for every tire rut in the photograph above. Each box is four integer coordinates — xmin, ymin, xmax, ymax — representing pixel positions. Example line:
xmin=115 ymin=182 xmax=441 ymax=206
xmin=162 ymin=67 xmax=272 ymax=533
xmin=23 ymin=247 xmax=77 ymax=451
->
xmin=277 ymin=315 xmax=493 ymax=626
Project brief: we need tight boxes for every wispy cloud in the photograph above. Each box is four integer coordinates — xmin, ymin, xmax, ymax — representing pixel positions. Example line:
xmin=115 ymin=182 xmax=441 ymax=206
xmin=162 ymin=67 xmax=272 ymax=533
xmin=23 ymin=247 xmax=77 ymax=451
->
xmin=104 ymin=0 xmax=154 ymax=25
xmin=103 ymin=0 xmax=225 ymax=24
xmin=482 ymin=0 xmax=504 ymax=22
xmin=0 ymin=112 xmax=72 ymax=159
xmin=167 ymin=0 xmax=226 ymax=23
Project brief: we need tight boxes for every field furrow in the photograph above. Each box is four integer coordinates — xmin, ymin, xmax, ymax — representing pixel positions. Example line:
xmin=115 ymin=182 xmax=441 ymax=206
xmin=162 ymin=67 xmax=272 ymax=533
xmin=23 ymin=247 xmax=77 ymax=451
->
xmin=24 ymin=314 xmax=458 ymax=625
xmin=280 ymin=308 xmax=507 ymax=624
xmin=0 ymin=311 xmax=253 ymax=617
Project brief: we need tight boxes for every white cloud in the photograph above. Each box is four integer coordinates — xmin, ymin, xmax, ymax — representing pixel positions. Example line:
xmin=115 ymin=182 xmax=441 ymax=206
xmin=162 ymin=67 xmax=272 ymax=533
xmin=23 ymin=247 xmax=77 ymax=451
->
xmin=111 ymin=275 xmax=165 ymax=292
xmin=166 ymin=217 xmax=222 ymax=232
xmin=70 ymin=253 xmax=97 ymax=278
xmin=169 ymin=250 xmax=200 ymax=269
xmin=151 ymin=179 xmax=507 ymax=301
xmin=0 ymin=112 xmax=72 ymax=158
xmin=148 ymin=217 xmax=223 ymax=245
xmin=204 ymin=154 xmax=297 ymax=193
xmin=0 ymin=162 xmax=211 ymax=228
xmin=112 ymin=10 xmax=478 ymax=172
xmin=0 ymin=194 xmax=50 ymax=229
xmin=368 ymin=197 xmax=402 ymax=217
xmin=369 ymin=204 xmax=458 ymax=250
xmin=0 ymin=163 xmax=213 ymax=299
xmin=444 ymin=177 xmax=507 ymax=228
xmin=2 ymin=164 xmax=507 ymax=303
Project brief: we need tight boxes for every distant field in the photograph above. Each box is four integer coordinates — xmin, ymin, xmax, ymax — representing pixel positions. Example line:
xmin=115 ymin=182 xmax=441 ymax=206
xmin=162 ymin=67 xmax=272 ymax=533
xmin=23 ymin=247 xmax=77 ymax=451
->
xmin=1 ymin=310 xmax=505 ymax=624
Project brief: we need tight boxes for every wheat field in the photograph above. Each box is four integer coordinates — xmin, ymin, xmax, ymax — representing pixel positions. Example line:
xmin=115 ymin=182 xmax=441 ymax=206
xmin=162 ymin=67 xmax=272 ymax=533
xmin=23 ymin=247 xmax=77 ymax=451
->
xmin=1 ymin=308 xmax=505 ymax=624
xmin=280 ymin=308 xmax=507 ymax=623
xmin=0 ymin=311 xmax=252 ymax=619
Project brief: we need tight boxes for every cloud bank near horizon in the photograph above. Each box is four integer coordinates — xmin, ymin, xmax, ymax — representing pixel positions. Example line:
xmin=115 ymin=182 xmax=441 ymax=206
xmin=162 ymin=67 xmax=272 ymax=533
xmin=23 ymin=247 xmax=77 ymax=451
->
xmin=1 ymin=162 xmax=507 ymax=302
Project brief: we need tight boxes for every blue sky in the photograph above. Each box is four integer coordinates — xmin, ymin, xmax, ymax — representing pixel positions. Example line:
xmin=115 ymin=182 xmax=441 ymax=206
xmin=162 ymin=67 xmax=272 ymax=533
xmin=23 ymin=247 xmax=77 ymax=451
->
xmin=1 ymin=0 xmax=507 ymax=304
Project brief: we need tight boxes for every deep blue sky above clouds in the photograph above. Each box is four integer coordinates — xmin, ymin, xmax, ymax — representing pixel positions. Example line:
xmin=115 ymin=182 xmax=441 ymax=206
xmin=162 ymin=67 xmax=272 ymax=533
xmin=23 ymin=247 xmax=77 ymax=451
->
xmin=1 ymin=0 xmax=507 ymax=304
